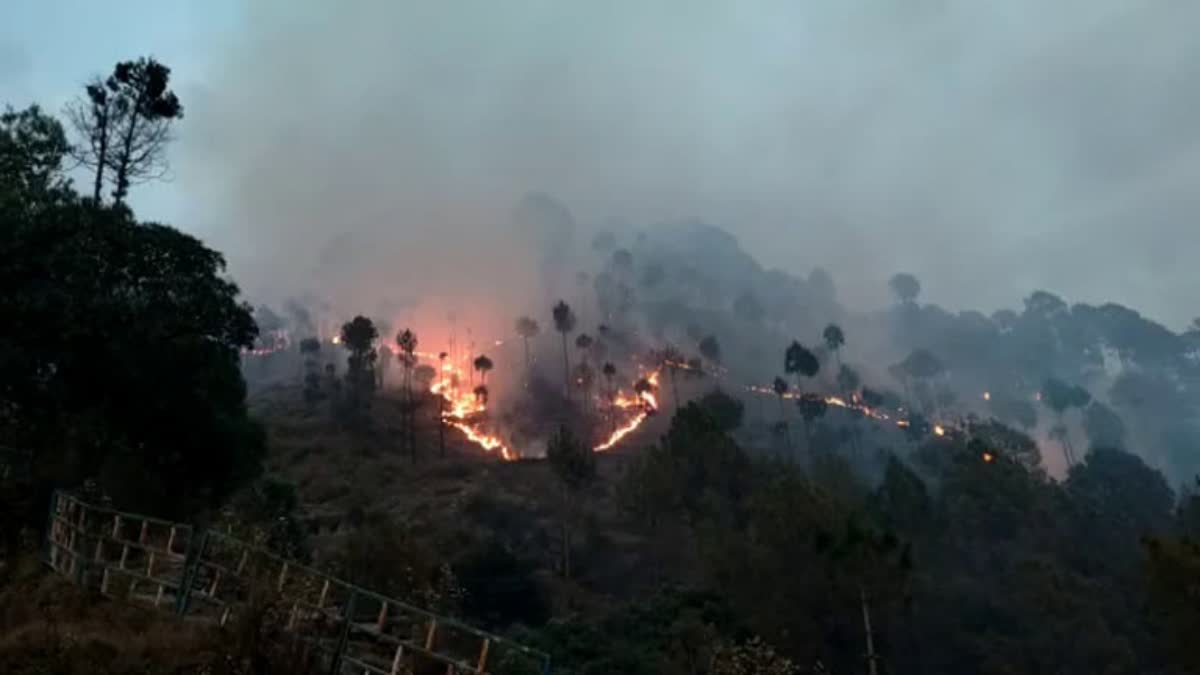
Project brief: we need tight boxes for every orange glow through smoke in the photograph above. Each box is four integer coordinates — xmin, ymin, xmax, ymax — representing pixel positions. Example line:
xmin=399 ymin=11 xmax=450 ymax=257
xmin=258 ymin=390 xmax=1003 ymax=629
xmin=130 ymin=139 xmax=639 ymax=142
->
xmin=411 ymin=344 xmax=660 ymax=459
xmin=421 ymin=348 xmax=515 ymax=461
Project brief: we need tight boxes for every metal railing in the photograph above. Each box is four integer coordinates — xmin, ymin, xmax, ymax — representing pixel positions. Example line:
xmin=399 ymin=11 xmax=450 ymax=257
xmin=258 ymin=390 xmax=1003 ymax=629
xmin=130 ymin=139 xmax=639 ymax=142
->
xmin=45 ymin=490 xmax=551 ymax=675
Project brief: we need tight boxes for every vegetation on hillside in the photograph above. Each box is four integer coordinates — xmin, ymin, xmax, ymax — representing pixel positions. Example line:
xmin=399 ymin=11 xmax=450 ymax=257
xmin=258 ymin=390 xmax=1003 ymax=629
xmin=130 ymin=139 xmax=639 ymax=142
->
xmin=4 ymin=55 xmax=1200 ymax=675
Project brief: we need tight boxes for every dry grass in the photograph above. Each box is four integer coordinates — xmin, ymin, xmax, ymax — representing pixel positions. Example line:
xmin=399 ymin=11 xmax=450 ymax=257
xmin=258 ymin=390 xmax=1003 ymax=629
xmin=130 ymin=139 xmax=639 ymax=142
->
xmin=252 ymin=383 xmax=666 ymax=603
xmin=0 ymin=558 xmax=322 ymax=675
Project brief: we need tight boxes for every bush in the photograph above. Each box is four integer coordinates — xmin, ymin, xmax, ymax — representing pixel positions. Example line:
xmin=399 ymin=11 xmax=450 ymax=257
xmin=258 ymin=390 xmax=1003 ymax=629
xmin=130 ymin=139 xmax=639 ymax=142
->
xmin=457 ymin=541 xmax=549 ymax=630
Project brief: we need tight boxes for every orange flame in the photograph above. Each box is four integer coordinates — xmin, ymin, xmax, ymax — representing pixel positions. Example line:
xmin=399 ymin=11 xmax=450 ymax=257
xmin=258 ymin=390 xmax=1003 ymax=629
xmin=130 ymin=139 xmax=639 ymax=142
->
xmin=594 ymin=411 xmax=649 ymax=451
xmin=746 ymin=383 xmax=966 ymax=438
xmin=425 ymin=350 xmax=514 ymax=460
xmin=593 ymin=369 xmax=660 ymax=451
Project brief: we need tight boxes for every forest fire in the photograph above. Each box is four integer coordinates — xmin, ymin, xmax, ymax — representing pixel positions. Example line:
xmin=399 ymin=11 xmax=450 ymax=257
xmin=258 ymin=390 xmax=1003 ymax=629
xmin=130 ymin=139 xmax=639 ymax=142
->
xmin=745 ymin=384 xmax=958 ymax=436
xmin=416 ymin=349 xmax=515 ymax=461
xmin=402 ymin=344 xmax=660 ymax=459
xmin=594 ymin=371 xmax=660 ymax=451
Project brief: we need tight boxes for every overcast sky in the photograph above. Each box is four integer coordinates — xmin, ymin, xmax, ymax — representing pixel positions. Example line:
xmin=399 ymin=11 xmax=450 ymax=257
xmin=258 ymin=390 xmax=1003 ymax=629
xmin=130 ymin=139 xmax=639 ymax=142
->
xmin=5 ymin=1 xmax=1200 ymax=329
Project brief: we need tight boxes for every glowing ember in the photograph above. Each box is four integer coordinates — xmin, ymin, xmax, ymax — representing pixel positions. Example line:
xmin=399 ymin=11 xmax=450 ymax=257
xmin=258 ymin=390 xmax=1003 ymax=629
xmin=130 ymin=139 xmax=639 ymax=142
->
xmin=982 ymin=451 xmax=995 ymax=463
xmin=933 ymin=425 xmax=946 ymax=437
xmin=982 ymin=391 xmax=991 ymax=401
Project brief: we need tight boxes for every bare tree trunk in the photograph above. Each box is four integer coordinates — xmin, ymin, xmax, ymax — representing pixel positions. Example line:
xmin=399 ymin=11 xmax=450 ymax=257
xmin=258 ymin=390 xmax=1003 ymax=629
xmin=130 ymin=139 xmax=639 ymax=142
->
xmin=861 ymin=585 xmax=878 ymax=675
xmin=113 ymin=91 xmax=147 ymax=205
xmin=560 ymin=333 xmax=571 ymax=400
xmin=561 ymin=485 xmax=573 ymax=579
xmin=522 ymin=337 xmax=531 ymax=385
xmin=92 ymin=108 xmax=109 ymax=202
xmin=1057 ymin=413 xmax=1076 ymax=467
xmin=777 ymin=396 xmax=792 ymax=461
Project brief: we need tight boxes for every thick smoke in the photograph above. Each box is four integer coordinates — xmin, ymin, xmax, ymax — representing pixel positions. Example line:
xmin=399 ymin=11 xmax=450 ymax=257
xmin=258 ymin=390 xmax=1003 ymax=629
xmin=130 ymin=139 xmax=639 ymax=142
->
xmin=179 ymin=1 xmax=1200 ymax=329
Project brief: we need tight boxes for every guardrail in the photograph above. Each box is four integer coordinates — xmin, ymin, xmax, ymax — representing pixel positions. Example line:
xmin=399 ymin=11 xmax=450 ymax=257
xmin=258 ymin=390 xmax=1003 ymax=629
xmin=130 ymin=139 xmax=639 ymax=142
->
xmin=45 ymin=490 xmax=551 ymax=674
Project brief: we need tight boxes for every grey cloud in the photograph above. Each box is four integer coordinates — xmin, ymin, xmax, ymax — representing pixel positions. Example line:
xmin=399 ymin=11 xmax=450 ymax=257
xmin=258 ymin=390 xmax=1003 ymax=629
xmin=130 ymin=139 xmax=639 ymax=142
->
xmin=180 ymin=1 xmax=1200 ymax=328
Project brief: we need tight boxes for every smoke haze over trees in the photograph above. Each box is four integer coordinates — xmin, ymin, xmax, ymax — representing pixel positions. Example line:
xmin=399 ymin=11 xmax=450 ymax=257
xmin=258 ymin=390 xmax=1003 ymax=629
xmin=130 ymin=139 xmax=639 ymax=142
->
xmin=94 ymin=0 xmax=1200 ymax=332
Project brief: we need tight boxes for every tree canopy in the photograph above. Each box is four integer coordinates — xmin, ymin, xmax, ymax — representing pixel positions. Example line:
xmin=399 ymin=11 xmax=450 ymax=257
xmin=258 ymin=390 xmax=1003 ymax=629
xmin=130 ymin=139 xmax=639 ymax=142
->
xmin=1 ymin=97 xmax=261 ymax=514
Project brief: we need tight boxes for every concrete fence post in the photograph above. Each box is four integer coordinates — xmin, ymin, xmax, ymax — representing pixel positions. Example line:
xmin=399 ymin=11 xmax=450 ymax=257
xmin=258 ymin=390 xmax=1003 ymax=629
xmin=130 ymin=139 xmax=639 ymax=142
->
xmin=176 ymin=530 xmax=209 ymax=617
xmin=329 ymin=589 xmax=358 ymax=675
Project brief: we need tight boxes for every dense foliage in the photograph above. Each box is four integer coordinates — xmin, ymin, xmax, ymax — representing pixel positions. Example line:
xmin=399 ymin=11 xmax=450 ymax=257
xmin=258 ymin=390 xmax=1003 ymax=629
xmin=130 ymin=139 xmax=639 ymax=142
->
xmin=531 ymin=405 xmax=1197 ymax=675
xmin=0 ymin=102 xmax=262 ymax=517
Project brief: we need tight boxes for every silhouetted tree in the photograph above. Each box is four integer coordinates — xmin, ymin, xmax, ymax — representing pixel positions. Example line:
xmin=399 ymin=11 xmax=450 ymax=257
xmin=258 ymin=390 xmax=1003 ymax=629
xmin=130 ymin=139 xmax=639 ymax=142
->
xmin=797 ymin=393 xmax=828 ymax=450
xmin=836 ymin=365 xmax=860 ymax=397
xmin=1041 ymin=377 xmax=1091 ymax=466
xmin=634 ymin=377 xmax=657 ymax=413
xmin=888 ymin=273 xmax=921 ymax=305
xmin=784 ymin=341 xmax=820 ymax=402
xmin=823 ymin=324 xmax=846 ymax=370
xmin=659 ymin=345 xmax=686 ymax=413
xmin=898 ymin=349 xmax=944 ymax=416
xmin=436 ymin=352 xmax=448 ymax=456
xmin=574 ymin=362 xmax=596 ymax=415
xmin=699 ymin=389 xmax=744 ymax=432
xmin=340 ymin=317 xmax=378 ymax=429
xmin=1 ymin=146 xmax=263 ymax=515
xmin=473 ymin=354 xmax=494 ymax=384
xmin=602 ymin=362 xmax=618 ymax=431
xmin=814 ymin=518 xmax=911 ymax=675
xmin=396 ymin=329 xmax=419 ymax=461
xmin=546 ymin=426 xmax=595 ymax=578
xmin=699 ymin=334 xmax=722 ymax=365
xmin=67 ymin=57 xmax=183 ymax=204
xmin=552 ymin=300 xmax=577 ymax=400
xmin=1 ymin=105 xmax=71 ymax=211
xmin=772 ymin=377 xmax=792 ymax=457
xmin=515 ymin=316 xmax=539 ymax=381
xmin=300 ymin=337 xmax=322 ymax=404
xmin=375 ymin=345 xmax=391 ymax=389
xmin=575 ymin=333 xmax=594 ymax=365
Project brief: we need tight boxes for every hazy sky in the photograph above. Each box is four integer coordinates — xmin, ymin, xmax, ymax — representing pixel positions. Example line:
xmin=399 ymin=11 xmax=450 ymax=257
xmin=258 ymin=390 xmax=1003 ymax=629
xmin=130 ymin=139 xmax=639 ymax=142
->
xmin=5 ymin=1 xmax=1200 ymax=329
